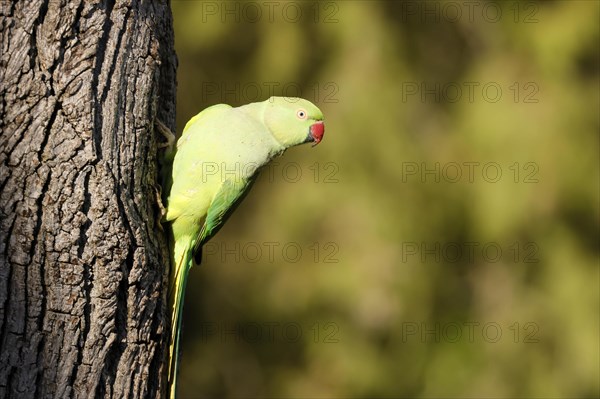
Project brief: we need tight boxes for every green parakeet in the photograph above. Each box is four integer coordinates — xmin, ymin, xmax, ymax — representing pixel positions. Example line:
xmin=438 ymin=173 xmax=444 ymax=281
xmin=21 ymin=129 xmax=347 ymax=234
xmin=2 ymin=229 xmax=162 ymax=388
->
xmin=164 ymin=96 xmax=325 ymax=398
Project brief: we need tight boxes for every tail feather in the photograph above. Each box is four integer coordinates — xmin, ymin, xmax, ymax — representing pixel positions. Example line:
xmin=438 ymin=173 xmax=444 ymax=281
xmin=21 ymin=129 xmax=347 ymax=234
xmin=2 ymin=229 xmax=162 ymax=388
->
xmin=168 ymin=237 xmax=193 ymax=399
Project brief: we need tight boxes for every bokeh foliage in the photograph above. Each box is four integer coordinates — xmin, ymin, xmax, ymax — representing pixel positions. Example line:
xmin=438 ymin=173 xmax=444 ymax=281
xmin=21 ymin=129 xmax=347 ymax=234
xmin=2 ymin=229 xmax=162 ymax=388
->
xmin=171 ymin=1 xmax=599 ymax=397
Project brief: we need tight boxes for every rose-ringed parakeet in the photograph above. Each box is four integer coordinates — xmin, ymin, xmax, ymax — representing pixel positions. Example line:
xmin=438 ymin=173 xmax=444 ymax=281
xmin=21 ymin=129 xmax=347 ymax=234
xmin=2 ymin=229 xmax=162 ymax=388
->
xmin=163 ymin=97 xmax=325 ymax=398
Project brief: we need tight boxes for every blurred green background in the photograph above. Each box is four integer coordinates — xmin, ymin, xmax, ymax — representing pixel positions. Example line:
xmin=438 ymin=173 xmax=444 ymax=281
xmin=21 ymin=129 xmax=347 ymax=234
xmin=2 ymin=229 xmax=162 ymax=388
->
xmin=170 ymin=1 xmax=599 ymax=398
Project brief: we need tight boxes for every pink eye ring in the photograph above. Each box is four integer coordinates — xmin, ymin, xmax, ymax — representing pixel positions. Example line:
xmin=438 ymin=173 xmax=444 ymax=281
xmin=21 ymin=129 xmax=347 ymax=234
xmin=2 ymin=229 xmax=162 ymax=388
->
xmin=296 ymin=109 xmax=307 ymax=119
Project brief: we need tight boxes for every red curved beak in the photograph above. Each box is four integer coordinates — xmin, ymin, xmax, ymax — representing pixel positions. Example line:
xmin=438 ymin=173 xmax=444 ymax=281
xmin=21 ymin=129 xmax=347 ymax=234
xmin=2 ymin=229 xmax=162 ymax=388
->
xmin=309 ymin=121 xmax=325 ymax=146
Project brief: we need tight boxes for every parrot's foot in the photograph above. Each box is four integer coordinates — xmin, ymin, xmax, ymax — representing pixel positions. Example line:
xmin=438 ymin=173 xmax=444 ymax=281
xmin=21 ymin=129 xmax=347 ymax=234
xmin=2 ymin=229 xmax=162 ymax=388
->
xmin=154 ymin=183 xmax=167 ymax=231
xmin=156 ymin=118 xmax=176 ymax=151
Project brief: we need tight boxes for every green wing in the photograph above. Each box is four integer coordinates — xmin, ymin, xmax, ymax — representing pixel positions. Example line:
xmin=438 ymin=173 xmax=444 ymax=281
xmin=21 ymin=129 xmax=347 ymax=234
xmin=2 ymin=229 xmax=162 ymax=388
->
xmin=193 ymin=176 xmax=257 ymax=263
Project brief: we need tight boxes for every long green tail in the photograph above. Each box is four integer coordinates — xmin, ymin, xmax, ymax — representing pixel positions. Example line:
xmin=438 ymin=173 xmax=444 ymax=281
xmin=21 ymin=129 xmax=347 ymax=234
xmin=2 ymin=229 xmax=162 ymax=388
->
xmin=168 ymin=237 xmax=193 ymax=399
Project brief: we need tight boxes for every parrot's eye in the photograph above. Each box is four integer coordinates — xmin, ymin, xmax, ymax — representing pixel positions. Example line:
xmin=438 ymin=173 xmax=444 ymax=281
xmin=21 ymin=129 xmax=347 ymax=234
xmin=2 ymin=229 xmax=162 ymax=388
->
xmin=296 ymin=109 xmax=307 ymax=119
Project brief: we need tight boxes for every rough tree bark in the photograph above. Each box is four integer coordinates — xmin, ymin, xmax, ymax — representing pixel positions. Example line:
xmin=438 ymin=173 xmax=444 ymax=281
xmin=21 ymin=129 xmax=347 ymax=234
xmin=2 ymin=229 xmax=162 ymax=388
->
xmin=0 ymin=0 xmax=176 ymax=397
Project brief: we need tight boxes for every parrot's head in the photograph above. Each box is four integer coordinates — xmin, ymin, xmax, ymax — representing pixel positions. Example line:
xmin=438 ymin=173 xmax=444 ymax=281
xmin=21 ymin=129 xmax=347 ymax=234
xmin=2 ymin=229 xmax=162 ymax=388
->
xmin=263 ymin=97 xmax=325 ymax=148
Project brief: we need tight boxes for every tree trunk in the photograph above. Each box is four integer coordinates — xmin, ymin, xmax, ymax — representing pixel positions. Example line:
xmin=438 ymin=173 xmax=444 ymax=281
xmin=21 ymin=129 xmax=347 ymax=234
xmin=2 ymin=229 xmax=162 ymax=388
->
xmin=0 ymin=0 xmax=176 ymax=397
